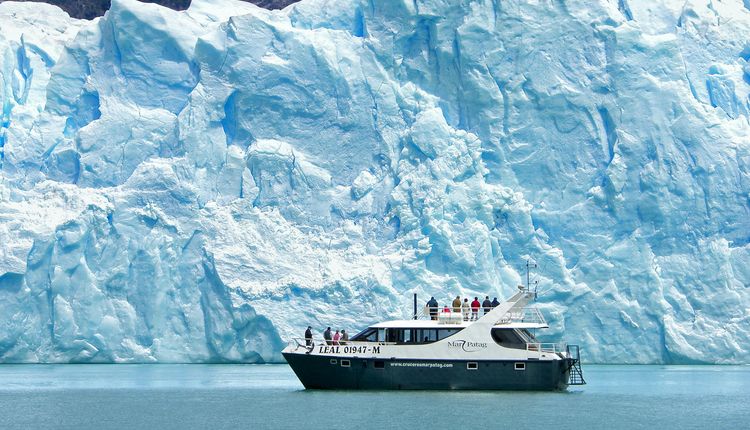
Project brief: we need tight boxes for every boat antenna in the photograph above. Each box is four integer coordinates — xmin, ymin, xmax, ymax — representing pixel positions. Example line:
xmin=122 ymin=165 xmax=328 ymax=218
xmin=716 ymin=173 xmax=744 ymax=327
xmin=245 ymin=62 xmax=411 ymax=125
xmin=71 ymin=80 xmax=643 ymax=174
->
xmin=413 ymin=293 xmax=418 ymax=320
xmin=526 ymin=259 xmax=539 ymax=300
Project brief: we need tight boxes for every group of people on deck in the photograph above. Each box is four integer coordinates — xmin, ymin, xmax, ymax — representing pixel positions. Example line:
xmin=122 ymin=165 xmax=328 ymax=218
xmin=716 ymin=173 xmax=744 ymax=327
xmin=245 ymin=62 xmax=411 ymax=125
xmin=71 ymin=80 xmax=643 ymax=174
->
xmin=304 ymin=326 xmax=349 ymax=346
xmin=425 ymin=295 xmax=500 ymax=321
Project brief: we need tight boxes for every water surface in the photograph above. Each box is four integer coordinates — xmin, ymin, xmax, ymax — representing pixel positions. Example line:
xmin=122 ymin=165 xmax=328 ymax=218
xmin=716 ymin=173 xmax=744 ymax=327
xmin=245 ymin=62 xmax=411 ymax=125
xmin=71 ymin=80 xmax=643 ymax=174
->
xmin=0 ymin=364 xmax=747 ymax=429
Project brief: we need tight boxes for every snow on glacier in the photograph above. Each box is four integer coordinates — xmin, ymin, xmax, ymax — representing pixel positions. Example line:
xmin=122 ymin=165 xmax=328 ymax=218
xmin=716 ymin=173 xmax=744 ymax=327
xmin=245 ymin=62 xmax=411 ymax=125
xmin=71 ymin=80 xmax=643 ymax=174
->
xmin=0 ymin=0 xmax=749 ymax=363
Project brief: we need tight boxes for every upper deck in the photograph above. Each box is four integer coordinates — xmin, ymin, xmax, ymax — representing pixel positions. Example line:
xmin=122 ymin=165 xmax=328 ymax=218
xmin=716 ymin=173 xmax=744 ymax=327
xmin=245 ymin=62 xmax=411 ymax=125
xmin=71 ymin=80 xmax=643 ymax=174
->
xmin=367 ymin=305 xmax=549 ymax=330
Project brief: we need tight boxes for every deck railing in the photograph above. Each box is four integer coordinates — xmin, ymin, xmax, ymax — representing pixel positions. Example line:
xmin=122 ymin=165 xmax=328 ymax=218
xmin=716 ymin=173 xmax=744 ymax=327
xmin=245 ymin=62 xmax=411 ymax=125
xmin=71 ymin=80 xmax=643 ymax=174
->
xmin=288 ymin=338 xmax=398 ymax=351
xmin=497 ymin=307 xmax=547 ymax=325
xmin=525 ymin=342 xmax=567 ymax=358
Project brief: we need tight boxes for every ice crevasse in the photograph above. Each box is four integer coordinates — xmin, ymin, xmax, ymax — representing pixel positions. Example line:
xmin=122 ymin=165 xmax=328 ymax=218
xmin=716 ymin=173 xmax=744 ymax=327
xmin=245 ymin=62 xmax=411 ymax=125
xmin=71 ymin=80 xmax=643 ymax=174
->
xmin=0 ymin=0 xmax=749 ymax=363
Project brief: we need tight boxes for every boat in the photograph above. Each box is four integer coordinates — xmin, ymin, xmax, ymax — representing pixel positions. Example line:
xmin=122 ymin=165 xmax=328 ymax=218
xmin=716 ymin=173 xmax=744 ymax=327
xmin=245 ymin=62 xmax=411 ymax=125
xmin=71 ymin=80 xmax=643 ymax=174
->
xmin=282 ymin=285 xmax=586 ymax=390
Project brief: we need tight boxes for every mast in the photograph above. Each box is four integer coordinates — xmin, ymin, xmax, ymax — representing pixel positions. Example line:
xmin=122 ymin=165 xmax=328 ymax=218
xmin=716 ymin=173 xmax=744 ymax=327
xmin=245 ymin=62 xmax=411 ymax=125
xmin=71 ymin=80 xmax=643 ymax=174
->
xmin=526 ymin=259 xmax=538 ymax=299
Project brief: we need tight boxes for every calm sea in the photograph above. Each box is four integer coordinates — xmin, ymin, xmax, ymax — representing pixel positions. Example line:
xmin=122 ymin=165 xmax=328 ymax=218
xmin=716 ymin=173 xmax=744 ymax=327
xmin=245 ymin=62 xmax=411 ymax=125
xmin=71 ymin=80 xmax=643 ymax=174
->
xmin=0 ymin=364 xmax=747 ymax=429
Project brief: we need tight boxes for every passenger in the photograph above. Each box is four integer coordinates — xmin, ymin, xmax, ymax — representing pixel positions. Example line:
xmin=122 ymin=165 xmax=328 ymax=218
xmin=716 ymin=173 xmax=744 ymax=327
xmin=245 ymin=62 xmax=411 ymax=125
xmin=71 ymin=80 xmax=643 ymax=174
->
xmin=304 ymin=326 xmax=313 ymax=347
xmin=462 ymin=298 xmax=470 ymax=321
xmin=340 ymin=329 xmax=348 ymax=345
xmin=482 ymin=296 xmax=492 ymax=314
xmin=323 ymin=327 xmax=332 ymax=345
xmin=452 ymin=296 xmax=462 ymax=313
xmin=333 ymin=330 xmax=341 ymax=345
xmin=442 ymin=305 xmax=451 ymax=313
xmin=427 ymin=297 xmax=439 ymax=320
xmin=471 ymin=297 xmax=481 ymax=320
xmin=491 ymin=297 xmax=500 ymax=308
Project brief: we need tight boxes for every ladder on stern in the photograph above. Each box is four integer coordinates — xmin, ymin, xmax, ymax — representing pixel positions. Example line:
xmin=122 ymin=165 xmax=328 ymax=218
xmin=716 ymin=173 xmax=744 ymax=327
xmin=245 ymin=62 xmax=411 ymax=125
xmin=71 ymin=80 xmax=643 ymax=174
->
xmin=566 ymin=344 xmax=586 ymax=385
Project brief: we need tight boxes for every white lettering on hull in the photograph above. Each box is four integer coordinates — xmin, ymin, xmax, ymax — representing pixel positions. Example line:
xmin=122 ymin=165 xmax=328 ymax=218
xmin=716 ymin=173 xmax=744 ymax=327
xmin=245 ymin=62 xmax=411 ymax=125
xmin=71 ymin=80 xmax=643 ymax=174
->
xmin=390 ymin=362 xmax=454 ymax=368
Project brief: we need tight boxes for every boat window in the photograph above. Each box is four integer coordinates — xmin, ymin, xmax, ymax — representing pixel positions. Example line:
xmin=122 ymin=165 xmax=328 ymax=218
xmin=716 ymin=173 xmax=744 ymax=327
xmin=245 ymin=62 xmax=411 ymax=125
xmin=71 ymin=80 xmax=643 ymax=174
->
xmin=330 ymin=359 xmax=337 ymax=365
xmin=515 ymin=329 xmax=536 ymax=343
xmin=416 ymin=329 xmax=438 ymax=343
xmin=384 ymin=329 xmax=419 ymax=344
xmin=357 ymin=327 xmax=463 ymax=344
xmin=467 ymin=362 xmax=478 ymax=370
xmin=437 ymin=329 xmax=461 ymax=340
xmin=350 ymin=328 xmax=377 ymax=342
xmin=515 ymin=362 xmax=526 ymax=371
xmin=374 ymin=361 xmax=385 ymax=369
xmin=491 ymin=328 xmax=526 ymax=349
xmin=341 ymin=359 xmax=351 ymax=367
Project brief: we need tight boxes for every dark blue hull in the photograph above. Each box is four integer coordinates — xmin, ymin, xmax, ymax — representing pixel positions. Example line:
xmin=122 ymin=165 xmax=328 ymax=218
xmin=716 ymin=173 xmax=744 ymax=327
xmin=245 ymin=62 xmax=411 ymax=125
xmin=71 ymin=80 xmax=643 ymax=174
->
xmin=283 ymin=353 xmax=573 ymax=390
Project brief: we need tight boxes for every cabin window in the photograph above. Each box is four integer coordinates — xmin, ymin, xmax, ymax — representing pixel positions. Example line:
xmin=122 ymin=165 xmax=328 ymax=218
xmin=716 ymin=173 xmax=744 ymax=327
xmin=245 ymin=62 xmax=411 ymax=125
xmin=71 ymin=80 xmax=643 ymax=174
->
xmin=341 ymin=359 xmax=351 ymax=367
xmin=416 ymin=329 xmax=438 ymax=343
xmin=515 ymin=362 xmax=526 ymax=371
xmin=491 ymin=328 xmax=526 ymax=349
xmin=374 ymin=361 xmax=385 ymax=369
xmin=355 ymin=327 xmax=463 ymax=345
xmin=515 ymin=329 xmax=536 ymax=343
xmin=350 ymin=328 xmax=377 ymax=342
xmin=384 ymin=329 xmax=417 ymax=344
xmin=330 ymin=359 xmax=337 ymax=365
xmin=467 ymin=362 xmax=478 ymax=370
xmin=437 ymin=329 xmax=461 ymax=340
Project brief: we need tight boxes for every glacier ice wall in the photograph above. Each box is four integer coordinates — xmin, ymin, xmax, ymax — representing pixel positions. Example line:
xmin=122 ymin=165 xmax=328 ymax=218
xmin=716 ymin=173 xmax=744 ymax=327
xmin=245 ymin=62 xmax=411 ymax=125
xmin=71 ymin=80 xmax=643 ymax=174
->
xmin=1 ymin=0 xmax=749 ymax=363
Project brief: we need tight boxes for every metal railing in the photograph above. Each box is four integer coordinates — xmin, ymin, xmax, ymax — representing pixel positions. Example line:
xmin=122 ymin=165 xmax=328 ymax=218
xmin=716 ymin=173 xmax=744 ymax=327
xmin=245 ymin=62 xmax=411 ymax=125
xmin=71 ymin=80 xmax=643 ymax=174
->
xmin=525 ymin=342 xmax=566 ymax=358
xmin=418 ymin=307 xmax=494 ymax=323
xmin=497 ymin=307 xmax=547 ymax=325
xmin=288 ymin=338 xmax=398 ymax=352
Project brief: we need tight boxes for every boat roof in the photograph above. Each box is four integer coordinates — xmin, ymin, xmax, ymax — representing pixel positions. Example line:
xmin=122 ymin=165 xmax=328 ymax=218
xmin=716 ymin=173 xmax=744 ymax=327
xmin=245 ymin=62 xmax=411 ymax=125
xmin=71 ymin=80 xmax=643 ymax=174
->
xmin=369 ymin=319 xmax=548 ymax=329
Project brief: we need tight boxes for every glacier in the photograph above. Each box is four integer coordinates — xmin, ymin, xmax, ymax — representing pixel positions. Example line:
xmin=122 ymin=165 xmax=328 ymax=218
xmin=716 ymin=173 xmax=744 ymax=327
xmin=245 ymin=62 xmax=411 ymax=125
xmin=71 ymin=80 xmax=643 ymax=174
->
xmin=0 ymin=0 xmax=749 ymax=364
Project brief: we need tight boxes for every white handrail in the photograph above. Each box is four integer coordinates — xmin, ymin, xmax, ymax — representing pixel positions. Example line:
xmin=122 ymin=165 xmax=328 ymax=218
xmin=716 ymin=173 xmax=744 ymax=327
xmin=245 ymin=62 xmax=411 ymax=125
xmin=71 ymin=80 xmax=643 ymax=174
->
xmin=525 ymin=342 xmax=567 ymax=358
xmin=418 ymin=306 xmax=496 ymax=322
xmin=288 ymin=338 xmax=400 ymax=352
xmin=497 ymin=307 xmax=547 ymax=325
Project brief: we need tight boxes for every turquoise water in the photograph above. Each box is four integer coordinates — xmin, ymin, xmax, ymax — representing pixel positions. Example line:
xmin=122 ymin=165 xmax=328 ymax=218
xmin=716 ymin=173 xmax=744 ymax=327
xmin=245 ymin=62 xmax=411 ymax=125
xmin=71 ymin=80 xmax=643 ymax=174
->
xmin=0 ymin=364 xmax=748 ymax=429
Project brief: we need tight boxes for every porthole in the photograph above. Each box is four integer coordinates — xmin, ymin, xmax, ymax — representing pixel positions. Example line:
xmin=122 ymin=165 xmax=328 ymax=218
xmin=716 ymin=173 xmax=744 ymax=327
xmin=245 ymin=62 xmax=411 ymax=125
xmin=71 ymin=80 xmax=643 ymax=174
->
xmin=341 ymin=359 xmax=351 ymax=367
xmin=330 ymin=359 xmax=337 ymax=365
xmin=467 ymin=362 xmax=478 ymax=370
xmin=514 ymin=362 xmax=526 ymax=371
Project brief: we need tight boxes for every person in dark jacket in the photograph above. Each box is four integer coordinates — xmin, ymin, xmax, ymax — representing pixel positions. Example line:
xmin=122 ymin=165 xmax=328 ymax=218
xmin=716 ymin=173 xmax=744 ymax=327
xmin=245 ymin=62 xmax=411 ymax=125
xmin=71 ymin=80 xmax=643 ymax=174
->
xmin=323 ymin=327 xmax=332 ymax=345
xmin=304 ymin=326 xmax=313 ymax=346
xmin=491 ymin=297 xmax=500 ymax=308
xmin=426 ymin=297 xmax=439 ymax=320
xmin=482 ymin=296 xmax=492 ymax=314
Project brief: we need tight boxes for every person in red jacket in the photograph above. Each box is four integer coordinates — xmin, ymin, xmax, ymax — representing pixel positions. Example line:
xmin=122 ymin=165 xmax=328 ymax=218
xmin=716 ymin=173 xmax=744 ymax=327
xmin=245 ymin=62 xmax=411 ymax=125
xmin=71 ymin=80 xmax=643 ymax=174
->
xmin=471 ymin=297 xmax=481 ymax=321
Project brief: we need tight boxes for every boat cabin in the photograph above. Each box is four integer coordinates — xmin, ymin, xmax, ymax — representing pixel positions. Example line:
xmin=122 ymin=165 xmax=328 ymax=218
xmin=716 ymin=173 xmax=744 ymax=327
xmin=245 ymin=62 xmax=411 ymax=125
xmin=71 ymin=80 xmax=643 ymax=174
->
xmin=350 ymin=319 xmax=540 ymax=348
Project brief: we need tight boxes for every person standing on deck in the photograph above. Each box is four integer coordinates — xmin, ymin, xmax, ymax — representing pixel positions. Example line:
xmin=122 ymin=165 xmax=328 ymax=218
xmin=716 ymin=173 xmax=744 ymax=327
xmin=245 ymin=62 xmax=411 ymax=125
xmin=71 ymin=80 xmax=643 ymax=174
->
xmin=491 ymin=297 xmax=500 ymax=308
xmin=304 ymin=326 xmax=313 ymax=346
xmin=461 ymin=298 xmax=470 ymax=321
xmin=482 ymin=296 xmax=492 ymax=315
xmin=340 ymin=330 xmax=348 ymax=345
xmin=324 ymin=327 xmax=332 ymax=345
xmin=333 ymin=330 xmax=341 ymax=345
xmin=471 ymin=297 xmax=481 ymax=320
xmin=452 ymin=296 xmax=462 ymax=313
xmin=427 ymin=297 xmax=439 ymax=320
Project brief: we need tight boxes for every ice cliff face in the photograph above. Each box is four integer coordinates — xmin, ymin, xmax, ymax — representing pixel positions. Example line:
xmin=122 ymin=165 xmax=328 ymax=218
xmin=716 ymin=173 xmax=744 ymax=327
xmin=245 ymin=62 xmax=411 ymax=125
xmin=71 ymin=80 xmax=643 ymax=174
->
xmin=1 ymin=0 xmax=749 ymax=363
